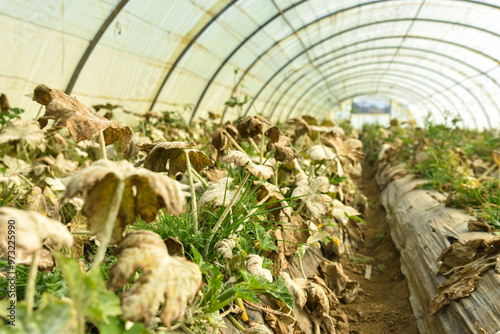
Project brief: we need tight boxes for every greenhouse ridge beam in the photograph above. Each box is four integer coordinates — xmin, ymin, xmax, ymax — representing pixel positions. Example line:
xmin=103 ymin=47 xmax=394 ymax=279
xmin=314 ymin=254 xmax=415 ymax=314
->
xmin=65 ymin=0 xmax=129 ymax=95
xmin=148 ymin=0 xmax=237 ymax=112
xmin=187 ymin=0 xmax=307 ymax=123
xmin=256 ymin=42 xmax=500 ymax=122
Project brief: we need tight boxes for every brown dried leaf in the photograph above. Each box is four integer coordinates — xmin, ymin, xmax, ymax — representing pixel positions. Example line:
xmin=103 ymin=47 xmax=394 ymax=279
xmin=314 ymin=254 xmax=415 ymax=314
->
xmin=165 ymin=236 xmax=185 ymax=257
xmin=280 ymin=272 xmax=308 ymax=310
xmin=281 ymin=215 xmax=311 ymax=256
xmin=237 ymin=115 xmax=274 ymax=138
xmin=64 ymin=160 xmax=186 ymax=244
xmin=319 ymin=261 xmax=360 ymax=304
xmin=468 ymin=220 xmax=494 ymax=233
xmin=430 ymin=267 xmax=480 ymax=315
xmin=141 ymin=141 xmax=214 ymax=176
xmin=436 ymin=238 xmax=495 ymax=274
xmin=292 ymin=179 xmax=334 ymax=218
xmin=67 ymin=212 xmax=90 ymax=259
xmin=264 ymin=312 xmax=289 ymax=334
xmin=0 ymin=207 xmax=73 ymax=254
xmin=245 ymin=321 xmax=273 ymax=334
xmin=0 ymin=93 xmax=9 ymax=113
xmin=321 ymin=132 xmax=365 ymax=164
xmin=108 ymin=230 xmax=202 ymax=326
xmin=32 ymin=84 xmax=132 ymax=150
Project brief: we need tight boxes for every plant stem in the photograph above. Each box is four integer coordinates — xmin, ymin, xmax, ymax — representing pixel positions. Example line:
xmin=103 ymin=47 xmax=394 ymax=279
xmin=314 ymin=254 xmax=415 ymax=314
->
xmin=226 ymin=314 xmax=246 ymax=332
xmin=98 ymin=130 xmax=108 ymax=160
xmin=71 ymin=230 xmax=93 ymax=235
xmin=308 ymin=163 xmax=315 ymax=182
xmin=204 ymin=172 xmax=251 ymax=256
xmin=248 ymin=137 xmax=260 ymax=152
xmin=26 ymin=250 xmax=39 ymax=314
xmin=91 ymin=179 xmax=125 ymax=271
xmin=297 ymin=254 xmax=307 ymax=279
xmin=259 ymin=128 xmax=265 ymax=164
xmin=235 ymin=297 xmax=249 ymax=322
xmin=180 ymin=324 xmax=196 ymax=334
xmin=294 ymin=202 xmax=306 ymax=216
xmin=191 ymin=167 xmax=209 ymax=187
xmin=185 ymin=151 xmax=198 ymax=231
xmin=223 ymin=129 xmax=245 ymax=152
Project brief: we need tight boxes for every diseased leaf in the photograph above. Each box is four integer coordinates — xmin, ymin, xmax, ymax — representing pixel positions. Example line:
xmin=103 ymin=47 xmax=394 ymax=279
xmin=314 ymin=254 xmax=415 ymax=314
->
xmin=107 ymin=231 xmax=202 ymax=327
xmin=32 ymin=84 xmax=132 ymax=150
xmin=220 ymin=150 xmax=275 ymax=179
xmin=0 ymin=119 xmax=46 ymax=150
xmin=246 ymin=254 xmax=273 ymax=282
xmin=305 ymin=145 xmax=336 ymax=161
xmin=0 ymin=207 xmax=73 ymax=255
xmin=332 ymin=200 xmax=360 ymax=224
xmin=64 ymin=160 xmax=186 ymax=244
xmin=238 ymin=116 xmax=274 ymax=139
xmin=198 ymin=177 xmax=240 ymax=208
xmin=280 ymin=272 xmax=307 ymax=310
xmin=321 ymin=132 xmax=365 ymax=164
xmin=140 ymin=141 xmax=214 ymax=176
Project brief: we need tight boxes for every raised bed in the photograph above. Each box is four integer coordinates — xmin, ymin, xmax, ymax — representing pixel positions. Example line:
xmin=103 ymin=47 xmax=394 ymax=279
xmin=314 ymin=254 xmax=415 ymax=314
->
xmin=376 ymin=161 xmax=500 ymax=334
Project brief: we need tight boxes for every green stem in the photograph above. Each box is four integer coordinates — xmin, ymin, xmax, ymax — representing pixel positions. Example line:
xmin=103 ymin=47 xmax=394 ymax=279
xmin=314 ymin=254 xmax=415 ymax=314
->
xmin=98 ymin=130 xmax=108 ymax=160
xmin=26 ymin=250 xmax=39 ymax=315
xmin=204 ymin=172 xmax=251 ymax=257
xmin=226 ymin=314 xmax=246 ymax=332
xmin=91 ymin=179 xmax=125 ymax=271
xmin=21 ymin=140 xmax=31 ymax=164
xmin=185 ymin=151 xmax=198 ymax=231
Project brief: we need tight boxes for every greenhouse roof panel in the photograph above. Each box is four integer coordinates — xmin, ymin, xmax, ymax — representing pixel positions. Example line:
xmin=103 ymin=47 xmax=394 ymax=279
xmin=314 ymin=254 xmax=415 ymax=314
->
xmin=2 ymin=0 xmax=500 ymax=129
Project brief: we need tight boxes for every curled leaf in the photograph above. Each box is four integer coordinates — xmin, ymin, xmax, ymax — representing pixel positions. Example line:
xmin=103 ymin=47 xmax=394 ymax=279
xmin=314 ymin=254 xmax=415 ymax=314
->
xmin=108 ymin=230 xmax=202 ymax=326
xmin=321 ymin=132 xmax=365 ymax=164
xmin=305 ymin=145 xmax=336 ymax=161
xmin=215 ymin=239 xmax=236 ymax=259
xmin=33 ymin=84 xmax=133 ymax=150
xmin=64 ymin=160 xmax=186 ymax=244
xmin=198 ymin=177 xmax=240 ymax=208
xmin=140 ymin=141 xmax=214 ymax=176
xmin=246 ymin=254 xmax=273 ymax=282
xmin=238 ymin=116 xmax=274 ymax=139
xmin=220 ymin=150 xmax=275 ymax=179
xmin=0 ymin=207 xmax=73 ymax=254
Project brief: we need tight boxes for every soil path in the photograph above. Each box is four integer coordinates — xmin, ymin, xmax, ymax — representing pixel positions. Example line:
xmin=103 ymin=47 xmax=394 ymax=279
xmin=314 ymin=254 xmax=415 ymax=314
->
xmin=340 ymin=164 xmax=420 ymax=334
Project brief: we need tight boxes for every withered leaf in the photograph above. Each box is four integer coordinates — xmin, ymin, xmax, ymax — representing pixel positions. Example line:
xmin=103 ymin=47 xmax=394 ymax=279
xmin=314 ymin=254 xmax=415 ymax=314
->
xmin=321 ymin=132 xmax=365 ymax=164
xmin=141 ymin=141 xmax=214 ymax=176
xmin=0 ymin=207 xmax=73 ymax=255
xmin=468 ymin=220 xmax=494 ymax=233
xmin=238 ymin=115 xmax=274 ymax=138
xmin=108 ymin=230 xmax=202 ymax=326
xmin=292 ymin=178 xmax=334 ymax=218
xmin=220 ymin=150 xmax=275 ymax=179
xmin=32 ymin=84 xmax=132 ymax=150
xmin=214 ymin=239 xmax=236 ymax=259
xmin=27 ymin=186 xmax=58 ymax=218
xmin=332 ymin=200 xmax=360 ymax=225
xmin=64 ymin=160 xmax=186 ymax=244
xmin=245 ymin=321 xmax=273 ymax=334
xmin=493 ymin=150 xmax=500 ymax=166
xmin=0 ymin=93 xmax=9 ymax=113
xmin=0 ymin=119 xmax=46 ymax=150
xmin=430 ymin=267 xmax=481 ymax=315
xmin=246 ymin=254 xmax=273 ymax=282
xmin=264 ymin=312 xmax=289 ymax=334
xmin=198 ymin=177 xmax=240 ymax=208
xmin=280 ymin=272 xmax=308 ymax=310
xmin=305 ymin=145 xmax=336 ymax=161
xmin=165 ymin=236 xmax=185 ymax=257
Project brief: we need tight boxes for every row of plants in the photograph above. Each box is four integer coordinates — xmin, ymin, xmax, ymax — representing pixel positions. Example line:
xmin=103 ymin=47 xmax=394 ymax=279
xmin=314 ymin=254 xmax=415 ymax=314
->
xmin=0 ymin=86 xmax=368 ymax=333
xmin=360 ymin=114 xmax=500 ymax=232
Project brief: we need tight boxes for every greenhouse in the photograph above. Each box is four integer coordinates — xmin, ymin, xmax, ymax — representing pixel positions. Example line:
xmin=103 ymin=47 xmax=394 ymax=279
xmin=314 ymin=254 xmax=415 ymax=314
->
xmin=0 ymin=1 xmax=499 ymax=333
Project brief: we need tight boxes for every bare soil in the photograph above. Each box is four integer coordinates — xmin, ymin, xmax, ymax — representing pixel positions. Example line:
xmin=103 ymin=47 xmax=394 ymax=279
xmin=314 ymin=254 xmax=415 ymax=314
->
xmin=340 ymin=165 xmax=420 ymax=334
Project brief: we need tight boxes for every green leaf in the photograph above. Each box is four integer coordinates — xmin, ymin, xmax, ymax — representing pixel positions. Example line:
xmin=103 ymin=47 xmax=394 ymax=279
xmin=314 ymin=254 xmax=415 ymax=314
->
xmin=254 ymin=223 xmax=277 ymax=251
xmin=329 ymin=176 xmax=348 ymax=184
xmin=0 ymin=293 xmax=77 ymax=334
xmin=54 ymin=253 xmax=121 ymax=329
xmin=240 ymin=271 xmax=293 ymax=310
xmin=98 ymin=316 xmax=148 ymax=334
